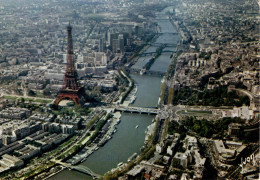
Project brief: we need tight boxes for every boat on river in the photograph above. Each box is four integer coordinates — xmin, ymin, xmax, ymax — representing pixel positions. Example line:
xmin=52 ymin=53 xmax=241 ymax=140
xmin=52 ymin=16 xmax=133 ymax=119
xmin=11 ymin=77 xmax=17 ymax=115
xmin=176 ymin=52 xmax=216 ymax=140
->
xmin=127 ymin=152 xmax=137 ymax=162
xmin=116 ymin=119 xmax=121 ymax=125
xmin=140 ymin=69 xmax=146 ymax=75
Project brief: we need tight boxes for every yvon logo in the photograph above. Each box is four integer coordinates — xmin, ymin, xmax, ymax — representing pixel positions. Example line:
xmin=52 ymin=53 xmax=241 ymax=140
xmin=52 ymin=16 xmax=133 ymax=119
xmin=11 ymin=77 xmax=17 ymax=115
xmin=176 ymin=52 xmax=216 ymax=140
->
xmin=239 ymin=154 xmax=255 ymax=168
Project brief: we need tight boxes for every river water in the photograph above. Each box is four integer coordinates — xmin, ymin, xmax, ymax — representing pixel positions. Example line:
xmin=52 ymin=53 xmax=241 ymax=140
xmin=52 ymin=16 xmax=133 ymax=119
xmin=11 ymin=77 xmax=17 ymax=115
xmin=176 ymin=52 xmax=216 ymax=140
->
xmin=49 ymin=6 xmax=179 ymax=180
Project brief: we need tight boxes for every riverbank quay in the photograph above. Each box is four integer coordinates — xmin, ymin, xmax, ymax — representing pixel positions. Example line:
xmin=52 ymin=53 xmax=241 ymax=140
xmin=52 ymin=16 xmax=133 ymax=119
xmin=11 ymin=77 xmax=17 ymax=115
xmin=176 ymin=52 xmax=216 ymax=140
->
xmin=116 ymin=69 xmax=135 ymax=105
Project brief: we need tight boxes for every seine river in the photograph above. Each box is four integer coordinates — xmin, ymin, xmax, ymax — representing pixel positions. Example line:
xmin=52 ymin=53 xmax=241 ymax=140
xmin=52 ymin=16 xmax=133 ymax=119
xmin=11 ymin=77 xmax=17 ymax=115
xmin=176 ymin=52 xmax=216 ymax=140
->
xmin=49 ymin=6 xmax=179 ymax=180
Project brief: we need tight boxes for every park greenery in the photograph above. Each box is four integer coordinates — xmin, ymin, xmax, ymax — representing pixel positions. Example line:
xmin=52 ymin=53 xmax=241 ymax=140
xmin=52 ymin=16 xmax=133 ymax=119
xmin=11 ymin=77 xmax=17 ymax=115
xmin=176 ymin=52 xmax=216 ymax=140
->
xmin=21 ymin=161 xmax=55 ymax=179
xmin=167 ymin=120 xmax=186 ymax=140
xmin=165 ymin=50 xmax=182 ymax=80
xmin=85 ymin=112 xmax=105 ymax=129
xmin=162 ymin=118 xmax=170 ymax=140
xmin=87 ymin=119 xmax=108 ymax=146
xmin=168 ymin=116 xmax=257 ymax=143
xmin=118 ymin=69 xmax=130 ymax=87
xmin=167 ymin=87 xmax=174 ymax=105
xmin=172 ymin=86 xmax=250 ymax=107
xmin=187 ymin=116 xmax=258 ymax=143
xmin=52 ymin=105 xmax=90 ymax=117
xmin=159 ymin=50 xmax=181 ymax=105
xmin=2 ymin=96 xmax=52 ymax=111
xmin=159 ymin=82 xmax=167 ymax=105
xmin=183 ymin=116 xmax=245 ymax=139
xmin=3 ymin=96 xmax=52 ymax=104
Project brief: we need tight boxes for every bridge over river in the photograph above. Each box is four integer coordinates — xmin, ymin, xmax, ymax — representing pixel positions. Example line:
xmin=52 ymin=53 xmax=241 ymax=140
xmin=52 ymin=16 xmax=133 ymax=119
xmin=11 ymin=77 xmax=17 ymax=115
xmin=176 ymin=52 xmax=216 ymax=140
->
xmin=140 ymin=50 xmax=176 ymax=57
xmin=147 ymin=42 xmax=177 ymax=47
xmin=53 ymin=160 xmax=102 ymax=179
xmin=113 ymin=106 xmax=160 ymax=115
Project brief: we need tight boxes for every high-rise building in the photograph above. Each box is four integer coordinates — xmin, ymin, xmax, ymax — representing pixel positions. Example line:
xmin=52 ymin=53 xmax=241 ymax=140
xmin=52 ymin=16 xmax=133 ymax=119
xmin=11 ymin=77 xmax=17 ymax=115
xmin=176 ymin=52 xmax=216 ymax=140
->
xmin=99 ymin=38 xmax=105 ymax=52
xmin=107 ymin=30 xmax=111 ymax=46
xmin=118 ymin=34 xmax=124 ymax=53
xmin=112 ymin=39 xmax=119 ymax=53
xmin=127 ymin=38 xmax=132 ymax=46
xmin=108 ymin=31 xmax=116 ymax=46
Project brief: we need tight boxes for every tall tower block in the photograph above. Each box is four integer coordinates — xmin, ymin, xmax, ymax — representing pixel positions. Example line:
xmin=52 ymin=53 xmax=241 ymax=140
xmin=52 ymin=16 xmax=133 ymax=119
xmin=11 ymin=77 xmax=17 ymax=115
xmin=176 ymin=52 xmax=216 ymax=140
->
xmin=54 ymin=24 xmax=87 ymax=107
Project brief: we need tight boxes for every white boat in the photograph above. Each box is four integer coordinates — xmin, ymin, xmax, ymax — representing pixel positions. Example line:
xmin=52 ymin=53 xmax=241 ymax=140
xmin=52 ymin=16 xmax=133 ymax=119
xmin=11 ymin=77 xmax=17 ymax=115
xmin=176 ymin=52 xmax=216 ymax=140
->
xmin=135 ymin=125 xmax=139 ymax=128
xmin=127 ymin=153 xmax=137 ymax=162
xmin=140 ymin=69 xmax=146 ymax=75
xmin=117 ymin=162 xmax=123 ymax=167
xmin=81 ymin=157 xmax=87 ymax=163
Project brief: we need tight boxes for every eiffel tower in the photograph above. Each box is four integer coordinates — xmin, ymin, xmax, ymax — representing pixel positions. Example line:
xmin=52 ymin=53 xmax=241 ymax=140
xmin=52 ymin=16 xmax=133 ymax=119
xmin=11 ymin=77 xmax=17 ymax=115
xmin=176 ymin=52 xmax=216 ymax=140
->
xmin=54 ymin=23 xmax=87 ymax=107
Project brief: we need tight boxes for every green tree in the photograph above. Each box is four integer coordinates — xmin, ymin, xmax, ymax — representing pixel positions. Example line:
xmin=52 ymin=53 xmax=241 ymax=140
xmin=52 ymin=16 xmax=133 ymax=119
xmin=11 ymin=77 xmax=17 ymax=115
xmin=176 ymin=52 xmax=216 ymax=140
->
xmin=43 ymin=89 xmax=51 ymax=96
xmin=28 ymin=90 xmax=36 ymax=96
xmin=168 ymin=87 xmax=174 ymax=105
xmin=193 ymin=123 xmax=200 ymax=132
